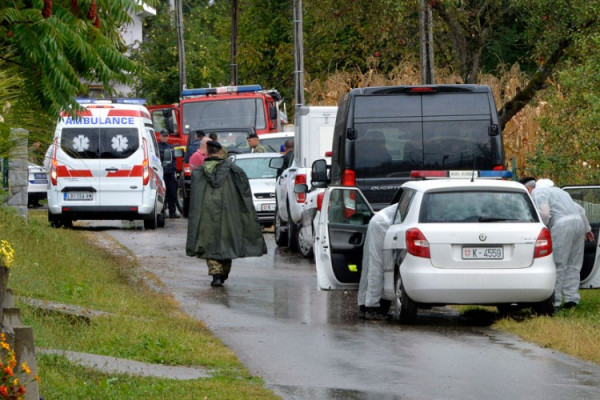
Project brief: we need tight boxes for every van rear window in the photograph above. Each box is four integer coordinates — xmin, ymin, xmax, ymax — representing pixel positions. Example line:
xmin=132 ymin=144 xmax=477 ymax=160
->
xmin=352 ymin=119 xmax=494 ymax=179
xmin=60 ymin=127 xmax=140 ymax=159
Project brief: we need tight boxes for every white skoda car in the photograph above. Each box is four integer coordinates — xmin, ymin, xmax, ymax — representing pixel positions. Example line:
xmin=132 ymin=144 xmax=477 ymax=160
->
xmin=313 ymin=175 xmax=557 ymax=323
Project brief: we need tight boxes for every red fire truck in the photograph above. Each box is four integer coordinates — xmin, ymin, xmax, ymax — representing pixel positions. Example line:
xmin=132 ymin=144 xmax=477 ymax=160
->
xmin=149 ymin=84 xmax=284 ymax=215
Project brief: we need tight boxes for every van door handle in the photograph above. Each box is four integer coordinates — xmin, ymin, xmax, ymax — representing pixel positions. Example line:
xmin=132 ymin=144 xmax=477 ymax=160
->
xmin=105 ymin=168 xmax=118 ymax=172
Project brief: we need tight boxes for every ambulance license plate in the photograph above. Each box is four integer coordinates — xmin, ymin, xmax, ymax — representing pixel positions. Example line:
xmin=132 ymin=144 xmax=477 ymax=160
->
xmin=462 ymin=246 xmax=503 ymax=260
xmin=64 ymin=192 xmax=93 ymax=201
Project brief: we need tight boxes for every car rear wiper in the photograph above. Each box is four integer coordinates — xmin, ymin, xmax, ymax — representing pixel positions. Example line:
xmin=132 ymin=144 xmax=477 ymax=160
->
xmin=478 ymin=217 xmax=519 ymax=222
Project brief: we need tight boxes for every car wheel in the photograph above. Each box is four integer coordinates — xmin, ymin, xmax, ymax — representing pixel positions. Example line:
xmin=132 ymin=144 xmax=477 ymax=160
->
xmin=48 ymin=213 xmax=61 ymax=228
xmin=298 ymin=226 xmax=314 ymax=259
xmin=157 ymin=209 xmax=165 ymax=228
xmin=274 ymin=209 xmax=288 ymax=246
xmin=532 ymin=293 xmax=555 ymax=316
xmin=286 ymin=202 xmax=300 ymax=252
xmin=144 ymin=202 xmax=158 ymax=230
xmin=176 ymin=176 xmax=185 ymax=214
xmin=395 ymin=269 xmax=417 ymax=324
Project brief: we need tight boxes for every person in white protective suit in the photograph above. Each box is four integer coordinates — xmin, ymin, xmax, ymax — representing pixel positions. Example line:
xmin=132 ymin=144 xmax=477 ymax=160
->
xmin=357 ymin=204 xmax=397 ymax=320
xmin=521 ymin=177 xmax=594 ymax=310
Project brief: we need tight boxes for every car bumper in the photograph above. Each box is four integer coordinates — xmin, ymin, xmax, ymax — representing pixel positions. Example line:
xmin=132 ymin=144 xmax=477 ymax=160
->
xmin=399 ymin=254 xmax=556 ymax=304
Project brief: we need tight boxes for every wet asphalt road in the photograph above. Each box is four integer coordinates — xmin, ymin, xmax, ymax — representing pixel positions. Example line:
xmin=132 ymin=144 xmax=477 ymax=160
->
xmin=96 ymin=218 xmax=600 ymax=400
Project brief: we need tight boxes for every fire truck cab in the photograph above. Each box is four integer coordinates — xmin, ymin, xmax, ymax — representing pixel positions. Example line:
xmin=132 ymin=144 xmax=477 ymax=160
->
xmin=149 ymin=84 xmax=284 ymax=216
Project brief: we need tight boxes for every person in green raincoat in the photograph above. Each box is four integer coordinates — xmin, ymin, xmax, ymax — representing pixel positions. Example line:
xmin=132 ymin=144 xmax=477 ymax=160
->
xmin=186 ymin=140 xmax=267 ymax=287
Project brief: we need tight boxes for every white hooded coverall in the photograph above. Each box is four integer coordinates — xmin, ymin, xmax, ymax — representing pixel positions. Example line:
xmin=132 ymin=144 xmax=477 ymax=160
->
xmin=532 ymin=183 xmax=590 ymax=307
xmin=357 ymin=204 xmax=397 ymax=308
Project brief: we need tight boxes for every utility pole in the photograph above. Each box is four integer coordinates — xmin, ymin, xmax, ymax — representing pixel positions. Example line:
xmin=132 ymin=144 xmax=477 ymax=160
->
xmin=293 ymin=0 xmax=304 ymax=107
xmin=230 ymin=0 xmax=238 ymax=85
xmin=175 ymin=0 xmax=187 ymax=94
xmin=419 ymin=0 xmax=435 ymax=84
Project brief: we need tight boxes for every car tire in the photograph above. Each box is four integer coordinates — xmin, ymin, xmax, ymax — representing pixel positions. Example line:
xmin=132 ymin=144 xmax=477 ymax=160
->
xmin=298 ymin=226 xmax=314 ymax=259
xmin=157 ymin=209 xmax=165 ymax=228
xmin=176 ymin=175 xmax=185 ymax=214
xmin=144 ymin=202 xmax=158 ymax=230
xmin=274 ymin=209 xmax=288 ymax=246
xmin=395 ymin=268 xmax=417 ymax=324
xmin=532 ymin=293 xmax=555 ymax=316
xmin=287 ymin=202 xmax=300 ymax=252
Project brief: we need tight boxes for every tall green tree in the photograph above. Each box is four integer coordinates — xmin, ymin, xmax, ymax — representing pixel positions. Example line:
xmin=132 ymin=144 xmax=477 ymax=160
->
xmin=1 ymin=0 xmax=150 ymax=153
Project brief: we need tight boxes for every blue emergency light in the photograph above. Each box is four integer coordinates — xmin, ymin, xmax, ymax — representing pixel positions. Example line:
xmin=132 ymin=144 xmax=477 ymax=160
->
xmin=181 ymin=84 xmax=263 ymax=97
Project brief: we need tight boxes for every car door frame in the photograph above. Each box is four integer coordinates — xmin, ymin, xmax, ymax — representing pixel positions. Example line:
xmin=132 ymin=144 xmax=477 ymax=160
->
xmin=314 ymin=186 xmax=374 ymax=290
xmin=562 ymin=184 xmax=600 ymax=288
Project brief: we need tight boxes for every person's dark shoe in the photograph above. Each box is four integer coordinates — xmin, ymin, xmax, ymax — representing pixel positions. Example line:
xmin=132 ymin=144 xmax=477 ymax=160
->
xmin=379 ymin=299 xmax=392 ymax=314
xmin=358 ymin=305 xmax=366 ymax=319
xmin=563 ymin=301 xmax=577 ymax=309
xmin=168 ymin=211 xmax=181 ymax=219
xmin=364 ymin=307 xmax=389 ymax=321
xmin=211 ymin=274 xmax=224 ymax=287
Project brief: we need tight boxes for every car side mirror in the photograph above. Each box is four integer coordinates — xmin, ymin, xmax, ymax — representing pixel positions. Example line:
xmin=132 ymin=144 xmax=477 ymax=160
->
xmin=311 ymin=159 xmax=329 ymax=188
xmin=346 ymin=127 xmax=357 ymax=140
xmin=294 ymin=183 xmax=308 ymax=194
xmin=269 ymin=104 xmax=278 ymax=121
xmin=269 ymin=157 xmax=284 ymax=169
xmin=488 ymin=124 xmax=499 ymax=136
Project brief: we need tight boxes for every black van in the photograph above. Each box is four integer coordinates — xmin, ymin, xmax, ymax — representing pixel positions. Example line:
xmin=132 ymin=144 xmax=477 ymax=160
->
xmin=325 ymin=84 xmax=505 ymax=210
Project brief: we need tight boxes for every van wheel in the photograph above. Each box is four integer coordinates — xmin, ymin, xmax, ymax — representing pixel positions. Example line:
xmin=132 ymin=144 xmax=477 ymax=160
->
xmin=298 ymin=226 xmax=314 ymax=259
xmin=274 ymin=200 xmax=288 ymax=246
xmin=395 ymin=268 xmax=417 ymax=324
xmin=144 ymin=203 xmax=158 ymax=230
xmin=287 ymin=202 xmax=299 ymax=252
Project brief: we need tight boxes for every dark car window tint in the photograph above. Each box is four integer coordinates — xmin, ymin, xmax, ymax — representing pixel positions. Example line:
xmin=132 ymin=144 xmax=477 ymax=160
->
xmin=423 ymin=120 xmax=492 ymax=170
xmin=419 ymin=190 xmax=538 ymax=223
xmin=352 ymin=123 xmax=423 ymax=179
xmin=61 ymin=127 xmax=139 ymax=159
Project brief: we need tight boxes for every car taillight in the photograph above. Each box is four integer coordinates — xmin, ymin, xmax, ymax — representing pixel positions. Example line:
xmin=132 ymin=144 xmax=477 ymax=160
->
xmin=406 ymin=228 xmax=430 ymax=258
xmin=295 ymin=174 xmax=307 ymax=203
xmin=142 ymin=139 xmax=150 ymax=185
xmin=342 ymin=169 xmax=355 ymax=186
xmin=50 ymin=142 xmax=58 ymax=186
xmin=534 ymin=227 xmax=553 ymax=258
xmin=183 ymin=164 xmax=192 ymax=177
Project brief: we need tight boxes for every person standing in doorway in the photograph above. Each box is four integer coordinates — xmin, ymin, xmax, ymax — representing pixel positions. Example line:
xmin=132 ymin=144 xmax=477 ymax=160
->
xmin=186 ymin=140 xmax=267 ymax=287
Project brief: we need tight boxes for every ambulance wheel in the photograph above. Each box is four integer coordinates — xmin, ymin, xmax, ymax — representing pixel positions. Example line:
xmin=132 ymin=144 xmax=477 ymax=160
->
xmin=144 ymin=203 xmax=158 ymax=230
xmin=274 ymin=204 xmax=288 ymax=246
xmin=287 ymin=202 xmax=299 ymax=252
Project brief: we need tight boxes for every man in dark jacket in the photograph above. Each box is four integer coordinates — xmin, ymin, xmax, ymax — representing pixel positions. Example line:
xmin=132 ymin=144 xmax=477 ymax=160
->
xmin=158 ymin=130 xmax=179 ymax=218
xmin=186 ymin=140 xmax=267 ymax=287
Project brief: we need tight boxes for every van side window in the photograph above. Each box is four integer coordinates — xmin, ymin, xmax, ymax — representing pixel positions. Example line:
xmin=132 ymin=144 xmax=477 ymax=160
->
xmin=147 ymin=128 xmax=160 ymax=158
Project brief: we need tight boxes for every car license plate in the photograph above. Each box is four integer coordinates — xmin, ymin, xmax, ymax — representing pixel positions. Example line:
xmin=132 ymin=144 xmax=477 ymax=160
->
xmin=64 ymin=192 xmax=93 ymax=201
xmin=261 ymin=203 xmax=276 ymax=211
xmin=34 ymin=173 xmax=47 ymax=180
xmin=462 ymin=246 xmax=503 ymax=260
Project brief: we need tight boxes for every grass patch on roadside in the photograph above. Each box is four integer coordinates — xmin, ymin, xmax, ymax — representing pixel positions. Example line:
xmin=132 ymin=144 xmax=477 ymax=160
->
xmin=1 ymin=207 xmax=279 ymax=399
xmin=493 ymin=290 xmax=600 ymax=365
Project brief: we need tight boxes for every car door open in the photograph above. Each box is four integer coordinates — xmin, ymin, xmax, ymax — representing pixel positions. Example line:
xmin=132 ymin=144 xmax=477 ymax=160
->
xmin=314 ymin=187 xmax=374 ymax=290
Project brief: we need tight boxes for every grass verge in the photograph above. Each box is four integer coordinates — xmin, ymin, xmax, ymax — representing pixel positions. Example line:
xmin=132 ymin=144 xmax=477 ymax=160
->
xmin=1 ymin=207 xmax=279 ymax=399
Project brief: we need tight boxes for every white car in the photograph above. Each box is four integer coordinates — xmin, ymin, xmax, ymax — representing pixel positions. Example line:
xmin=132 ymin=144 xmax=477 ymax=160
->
xmin=314 ymin=176 xmax=557 ymax=323
xmin=230 ymin=152 xmax=281 ymax=227
xmin=28 ymin=163 xmax=48 ymax=207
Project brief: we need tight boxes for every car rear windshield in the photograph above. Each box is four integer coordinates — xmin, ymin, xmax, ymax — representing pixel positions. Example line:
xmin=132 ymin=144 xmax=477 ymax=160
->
xmin=235 ymin=157 xmax=278 ymax=179
xmin=60 ymin=127 xmax=139 ymax=159
xmin=419 ymin=190 xmax=538 ymax=223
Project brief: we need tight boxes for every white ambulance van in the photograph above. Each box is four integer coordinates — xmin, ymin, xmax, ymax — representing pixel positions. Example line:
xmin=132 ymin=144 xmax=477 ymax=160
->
xmin=47 ymin=98 xmax=166 ymax=229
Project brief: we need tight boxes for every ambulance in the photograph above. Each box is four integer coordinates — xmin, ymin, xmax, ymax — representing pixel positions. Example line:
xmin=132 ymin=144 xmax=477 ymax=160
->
xmin=47 ymin=98 xmax=167 ymax=229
